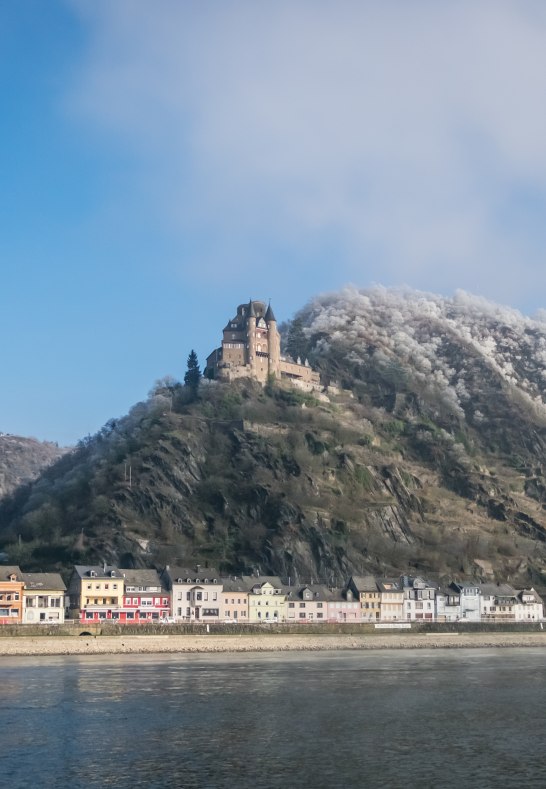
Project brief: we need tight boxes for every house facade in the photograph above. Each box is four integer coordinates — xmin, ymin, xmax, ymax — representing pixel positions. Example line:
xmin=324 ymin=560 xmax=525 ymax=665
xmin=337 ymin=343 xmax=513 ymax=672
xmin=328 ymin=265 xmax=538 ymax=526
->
xmin=401 ymin=576 xmax=437 ymax=622
xmin=68 ymin=565 xmax=125 ymax=622
xmin=480 ymin=584 xmax=518 ymax=622
xmin=162 ymin=566 xmax=222 ymax=622
xmin=347 ymin=576 xmax=381 ymax=622
xmin=326 ymin=588 xmax=361 ymax=623
xmin=436 ymin=586 xmax=461 ymax=622
xmin=0 ymin=566 xmax=24 ymax=624
xmin=454 ymin=582 xmax=481 ymax=622
xmin=221 ymin=579 xmax=249 ymax=623
xmin=244 ymin=577 xmax=287 ymax=623
xmin=285 ymin=585 xmax=329 ymax=623
xmin=120 ymin=569 xmax=170 ymax=623
xmin=515 ymin=589 xmax=544 ymax=621
xmin=378 ymin=579 xmax=404 ymax=621
xmin=22 ymin=573 xmax=66 ymax=624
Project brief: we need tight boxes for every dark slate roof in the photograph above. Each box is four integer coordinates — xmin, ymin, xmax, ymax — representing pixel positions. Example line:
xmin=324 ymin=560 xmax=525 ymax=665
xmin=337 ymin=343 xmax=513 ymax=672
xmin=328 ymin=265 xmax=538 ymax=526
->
xmin=0 ymin=565 xmax=23 ymax=582
xmin=73 ymin=565 xmax=122 ymax=579
xmin=21 ymin=573 xmax=66 ymax=592
xmin=283 ymin=584 xmax=330 ymax=601
xmin=349 ymin=575 xmax=379 ymax=593
xmin=120 ymin=569 xmax=165 ymax=590
xmin=221 ymin=578 xmax=250 ymax=594
xmin=479 ymin=583 xmax=517 ymax=597
xmin=265 ymin=303 xmax=276 ymax=322
xmin=242 ymin=575 xmax=284 ymax=592
xmin=162 ymin=566 xmax=220 ymax=585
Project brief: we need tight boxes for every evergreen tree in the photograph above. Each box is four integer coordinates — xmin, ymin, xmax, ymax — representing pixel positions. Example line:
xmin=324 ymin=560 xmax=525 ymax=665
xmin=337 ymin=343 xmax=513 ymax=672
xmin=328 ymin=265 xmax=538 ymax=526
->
xmin=286 ymin=317 xmax=309 ymax=362
xmin=184 ymin=350 xmax=201 ymax=398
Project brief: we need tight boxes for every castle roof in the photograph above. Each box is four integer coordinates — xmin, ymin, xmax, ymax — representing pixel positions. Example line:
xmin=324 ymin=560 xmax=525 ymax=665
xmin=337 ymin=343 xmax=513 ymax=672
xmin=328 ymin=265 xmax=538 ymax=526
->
xmin=265 ymin=303 xmax=276 ymax=322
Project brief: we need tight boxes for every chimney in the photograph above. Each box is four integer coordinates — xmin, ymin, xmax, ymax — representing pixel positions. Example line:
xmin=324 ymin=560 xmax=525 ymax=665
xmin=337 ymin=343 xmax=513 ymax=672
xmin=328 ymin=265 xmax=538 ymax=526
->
xmin=195 ymin=564 xmax=201 ymax=573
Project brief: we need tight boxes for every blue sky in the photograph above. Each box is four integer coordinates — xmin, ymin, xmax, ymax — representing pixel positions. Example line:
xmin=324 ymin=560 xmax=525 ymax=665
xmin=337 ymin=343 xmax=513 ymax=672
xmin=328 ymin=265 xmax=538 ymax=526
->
xmin=2 ymin=1 xmax=546 ymax=445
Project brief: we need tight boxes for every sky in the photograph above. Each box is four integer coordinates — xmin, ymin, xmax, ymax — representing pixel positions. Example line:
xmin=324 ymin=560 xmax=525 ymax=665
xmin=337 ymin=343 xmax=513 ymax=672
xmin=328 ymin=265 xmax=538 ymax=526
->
xmin=2 ymin=0 xmax=546 ymax=446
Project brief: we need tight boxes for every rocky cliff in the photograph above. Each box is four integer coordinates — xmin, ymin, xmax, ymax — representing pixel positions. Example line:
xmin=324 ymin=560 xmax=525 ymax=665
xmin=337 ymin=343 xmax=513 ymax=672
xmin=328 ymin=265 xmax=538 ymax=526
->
xmin=0 ymin=434 xmax=67 ymax=500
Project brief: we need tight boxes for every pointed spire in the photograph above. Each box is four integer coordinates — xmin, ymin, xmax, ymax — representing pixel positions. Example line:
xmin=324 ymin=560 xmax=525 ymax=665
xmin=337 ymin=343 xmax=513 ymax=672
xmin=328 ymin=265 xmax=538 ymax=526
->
xmin=265 ymin=301 xmax=276 ymax=322
xmin=248 ymin=299 xmax=256 ymax=318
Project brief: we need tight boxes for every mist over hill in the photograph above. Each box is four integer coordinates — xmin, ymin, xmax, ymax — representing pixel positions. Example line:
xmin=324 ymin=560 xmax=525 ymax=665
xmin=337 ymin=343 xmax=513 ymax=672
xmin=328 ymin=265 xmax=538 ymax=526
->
xmin=2 ymin=286 xmax=546 ymax=588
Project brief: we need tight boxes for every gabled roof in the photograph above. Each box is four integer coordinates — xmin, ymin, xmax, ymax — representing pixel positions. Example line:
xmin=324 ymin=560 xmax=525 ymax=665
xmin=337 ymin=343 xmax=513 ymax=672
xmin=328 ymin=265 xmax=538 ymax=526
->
xmin=0 ymin=565 xmax=23 ymax=582
xmin=242 ymin=575 xmax=284 ymax=592
xmin=348 ymin=575 xmax=379 ymax=593
xmin=377 ymin=578 xmax=403 ymax=593
xmin=21 ymin=573 xmax=66 ymax=592
xmin=221 ymin=578 xmax=250 ymax=594
xmin=517 ymin=588 xmax=543 ymax=604
xmin=162 ymin=566 xmax=220 ymax=585
xmin=120 ymin=569 xmax=165 ymax=590
xmin=479 ymin=583 xmax=517 ymax=598
xmin=284 ymin=584 xmax=330 ymax=601
xmin=73 ymin=565 xmax=122 ymax=579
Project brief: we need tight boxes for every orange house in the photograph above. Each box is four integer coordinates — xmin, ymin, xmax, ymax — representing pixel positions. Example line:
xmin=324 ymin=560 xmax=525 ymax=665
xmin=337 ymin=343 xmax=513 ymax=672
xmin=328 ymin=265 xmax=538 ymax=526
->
xmin=0 ymin=566 xmax=24 ymax=624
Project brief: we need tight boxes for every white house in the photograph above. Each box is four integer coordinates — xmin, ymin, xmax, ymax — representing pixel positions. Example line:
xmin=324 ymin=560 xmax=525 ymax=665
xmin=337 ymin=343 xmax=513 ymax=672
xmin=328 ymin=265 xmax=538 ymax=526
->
xmin=162 ymin=565 xmax=222 ymax=623
xmin=435 ymin=586 xmax=461 ymax=622
xmin=514 ymin=588 xmax=544 ymax=622
xmin=401 ymin=576 xmax=437 ymax=622
xmin=22 ymin=573 xmax=66 ymax=624
xmin=453 ymin=582 xmax=481 ymax=622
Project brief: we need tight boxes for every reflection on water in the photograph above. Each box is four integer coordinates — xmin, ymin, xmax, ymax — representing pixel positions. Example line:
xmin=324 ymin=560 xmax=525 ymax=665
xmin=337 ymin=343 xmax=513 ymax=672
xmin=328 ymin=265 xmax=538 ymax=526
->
xmin=2 ymin=649 xmax=546 ymax=788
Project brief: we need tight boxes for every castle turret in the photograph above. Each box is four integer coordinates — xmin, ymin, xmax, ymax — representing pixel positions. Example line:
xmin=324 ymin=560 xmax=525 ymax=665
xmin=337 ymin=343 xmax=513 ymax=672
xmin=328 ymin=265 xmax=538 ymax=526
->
xmin=266 ymin=302 xmax=280 ymax=378
xmin=247 ymin=299 xmax=257 ymax=374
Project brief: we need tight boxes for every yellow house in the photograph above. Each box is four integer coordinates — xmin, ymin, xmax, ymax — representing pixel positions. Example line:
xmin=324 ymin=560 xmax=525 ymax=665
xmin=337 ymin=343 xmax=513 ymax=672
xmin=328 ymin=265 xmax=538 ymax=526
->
xmin=243 ymin=577 xmax=287 ymax=623
xmin=378 ymin=579 xmax=404 ymax=621
xmin=68 ymin=565 xmax=125 ymax=621
xmin=348 ymin=575 xmax=381 ymax=622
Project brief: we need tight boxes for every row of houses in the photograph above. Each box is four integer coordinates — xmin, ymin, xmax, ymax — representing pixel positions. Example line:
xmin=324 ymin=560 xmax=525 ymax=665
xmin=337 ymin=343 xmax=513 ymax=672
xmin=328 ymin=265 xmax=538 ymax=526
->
xmin=2 ymin=565 xmax=543 ymax=625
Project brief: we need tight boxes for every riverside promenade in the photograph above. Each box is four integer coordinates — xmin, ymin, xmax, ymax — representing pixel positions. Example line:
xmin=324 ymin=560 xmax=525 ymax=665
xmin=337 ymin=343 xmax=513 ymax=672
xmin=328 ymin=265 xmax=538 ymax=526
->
xmin=1 ymin=631 xmax=546 ymax=656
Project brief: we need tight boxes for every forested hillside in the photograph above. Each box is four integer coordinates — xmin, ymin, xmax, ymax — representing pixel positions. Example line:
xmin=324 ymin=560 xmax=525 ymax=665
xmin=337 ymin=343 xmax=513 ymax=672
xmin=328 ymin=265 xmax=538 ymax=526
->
xmin=2 ymin=287 xmax=546 ymax=589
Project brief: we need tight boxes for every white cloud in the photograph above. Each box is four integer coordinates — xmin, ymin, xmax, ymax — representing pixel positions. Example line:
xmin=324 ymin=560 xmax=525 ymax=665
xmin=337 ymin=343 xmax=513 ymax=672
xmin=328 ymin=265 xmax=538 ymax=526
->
xmin=69 ymin=0 xmax=546 ymax=308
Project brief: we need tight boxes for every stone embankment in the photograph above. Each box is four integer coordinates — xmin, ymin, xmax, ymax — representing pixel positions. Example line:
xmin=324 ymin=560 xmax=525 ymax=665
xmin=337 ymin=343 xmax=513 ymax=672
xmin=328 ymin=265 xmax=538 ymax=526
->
xmin=1 ymin=631 xmax=546 ymax=657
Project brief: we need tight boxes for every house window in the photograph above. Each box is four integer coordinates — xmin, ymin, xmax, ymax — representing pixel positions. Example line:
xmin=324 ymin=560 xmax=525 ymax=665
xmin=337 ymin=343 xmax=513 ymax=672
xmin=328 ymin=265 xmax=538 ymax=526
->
xmin=288 ymin=603 xmax=295 ymax=608
xmin=317 ymin=613 xmax=324 ymax=619
xmin=299 ymin=613 xmax=306 ymax=618
xmin=126 ymin=612 xmax=134 ymax=620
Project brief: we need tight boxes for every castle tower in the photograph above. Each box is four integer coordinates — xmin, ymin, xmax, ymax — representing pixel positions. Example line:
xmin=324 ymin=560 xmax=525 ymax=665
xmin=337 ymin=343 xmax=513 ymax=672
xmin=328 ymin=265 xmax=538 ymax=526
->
xmin=247 ymin=299 xmax=257 ymax=375
xmin=265 ymin=302 xmax=280 ymax=379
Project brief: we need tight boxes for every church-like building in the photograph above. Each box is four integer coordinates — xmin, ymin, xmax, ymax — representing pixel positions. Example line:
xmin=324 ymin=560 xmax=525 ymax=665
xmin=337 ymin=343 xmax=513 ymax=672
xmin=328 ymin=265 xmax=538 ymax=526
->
xmin=205 ymin=300 xmax=321 ymax=390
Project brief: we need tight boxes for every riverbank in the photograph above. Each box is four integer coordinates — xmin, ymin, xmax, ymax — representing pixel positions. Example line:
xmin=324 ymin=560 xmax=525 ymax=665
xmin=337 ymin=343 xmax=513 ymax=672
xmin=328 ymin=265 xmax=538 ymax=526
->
xmin=1 ymin=631 xmax=546 ymax=656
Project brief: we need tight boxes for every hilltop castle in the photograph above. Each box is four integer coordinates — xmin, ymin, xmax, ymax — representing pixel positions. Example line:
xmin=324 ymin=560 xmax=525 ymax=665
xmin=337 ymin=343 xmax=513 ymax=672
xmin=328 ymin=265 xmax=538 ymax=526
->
xmin=205 ymin=300 xmax=321 ymax=390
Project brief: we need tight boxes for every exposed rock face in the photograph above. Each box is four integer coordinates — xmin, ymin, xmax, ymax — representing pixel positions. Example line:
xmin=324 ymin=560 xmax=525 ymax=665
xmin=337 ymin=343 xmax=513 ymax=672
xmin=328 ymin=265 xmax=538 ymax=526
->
xmin=1 ymin=286 xmax=546 ymax=589
xmin=0 ymin=435 xmax=68 ymax=500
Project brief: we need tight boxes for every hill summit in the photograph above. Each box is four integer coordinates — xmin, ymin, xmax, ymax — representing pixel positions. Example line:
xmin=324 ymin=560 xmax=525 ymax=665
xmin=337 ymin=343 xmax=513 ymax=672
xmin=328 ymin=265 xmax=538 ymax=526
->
xmin=2 ymin=286 xmax=546 ymax=589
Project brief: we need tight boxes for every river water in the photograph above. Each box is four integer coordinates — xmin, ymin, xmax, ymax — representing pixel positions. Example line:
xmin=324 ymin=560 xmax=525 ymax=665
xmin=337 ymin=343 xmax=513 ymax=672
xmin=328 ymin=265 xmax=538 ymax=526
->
xmin=1 ymin=648 xmax=545 ymax=788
